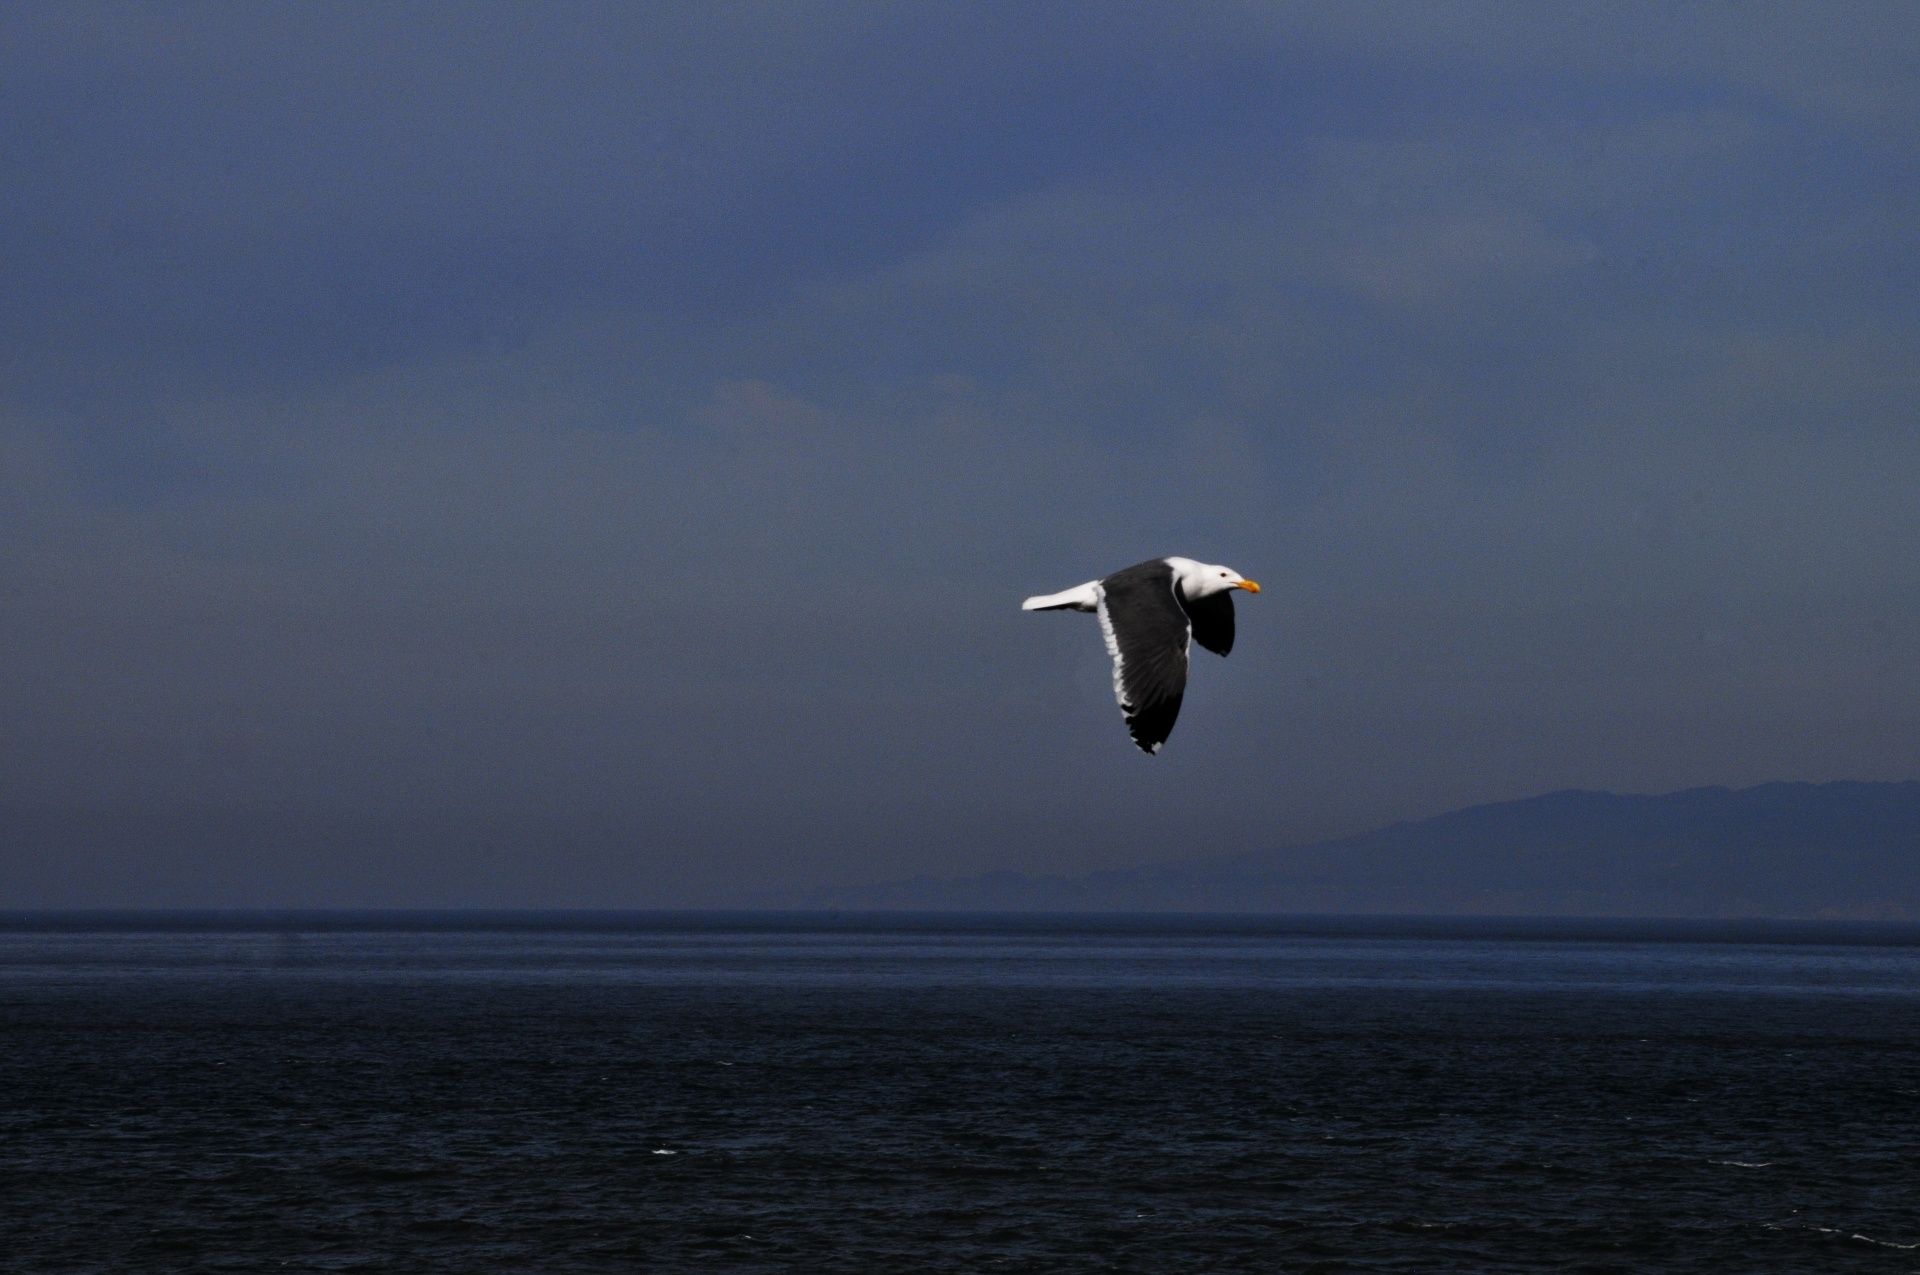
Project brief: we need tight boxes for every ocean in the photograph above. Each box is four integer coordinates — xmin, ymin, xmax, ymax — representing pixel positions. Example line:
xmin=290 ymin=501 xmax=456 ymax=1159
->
xmin=3 ymin=913 xmax=1918 ymax=1272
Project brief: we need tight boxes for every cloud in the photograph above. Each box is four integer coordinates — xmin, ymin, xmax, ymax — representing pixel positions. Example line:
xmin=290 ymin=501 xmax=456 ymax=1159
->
xmin=1 ymin=3 xmax=1918 ymax=902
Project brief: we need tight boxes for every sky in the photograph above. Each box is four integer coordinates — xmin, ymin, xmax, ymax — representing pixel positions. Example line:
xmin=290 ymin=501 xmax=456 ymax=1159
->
xmin=4 ymin=2 xmax=1920 ymax=906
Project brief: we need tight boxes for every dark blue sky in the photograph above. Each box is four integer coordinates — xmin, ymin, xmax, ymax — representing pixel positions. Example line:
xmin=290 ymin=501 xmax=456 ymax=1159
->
xmin=5 ymin=3 xmax=1919 ymax=905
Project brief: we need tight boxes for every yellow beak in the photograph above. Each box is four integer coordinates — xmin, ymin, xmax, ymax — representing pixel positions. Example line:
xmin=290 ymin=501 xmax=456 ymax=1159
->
xmin=1237 ymin=580 xmax=1261 ymax=593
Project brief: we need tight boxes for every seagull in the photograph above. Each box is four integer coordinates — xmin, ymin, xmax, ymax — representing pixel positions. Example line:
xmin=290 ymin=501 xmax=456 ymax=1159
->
xmin=1023 ymin=556 xmax=1261 ymax=754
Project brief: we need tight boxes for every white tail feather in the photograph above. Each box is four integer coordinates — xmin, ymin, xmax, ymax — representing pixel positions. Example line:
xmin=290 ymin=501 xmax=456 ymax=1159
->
xmin=1021 ymin=581 xmax=1101 ymax=612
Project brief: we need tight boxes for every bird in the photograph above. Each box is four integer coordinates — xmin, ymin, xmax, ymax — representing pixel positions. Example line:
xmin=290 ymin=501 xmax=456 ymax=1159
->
xmin=1023 ymin=556 xmax=1260 ymax=754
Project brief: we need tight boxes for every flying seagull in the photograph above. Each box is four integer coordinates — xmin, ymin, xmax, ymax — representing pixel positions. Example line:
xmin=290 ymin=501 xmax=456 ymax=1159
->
xmin=1023 ymin=556 xmax=1261 ymax=754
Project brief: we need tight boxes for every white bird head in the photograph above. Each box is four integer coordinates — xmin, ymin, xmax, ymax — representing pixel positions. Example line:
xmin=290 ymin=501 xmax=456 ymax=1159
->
xmin=1166 ymin=557 xmax=1262 ymax=600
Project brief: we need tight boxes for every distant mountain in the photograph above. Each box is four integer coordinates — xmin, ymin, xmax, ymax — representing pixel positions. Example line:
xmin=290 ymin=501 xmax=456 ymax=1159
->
xmin=807 ymin=782 xmax=1920 ymax=918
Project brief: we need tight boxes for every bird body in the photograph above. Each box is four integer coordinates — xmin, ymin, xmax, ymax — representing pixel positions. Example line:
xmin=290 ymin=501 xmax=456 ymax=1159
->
xmin=1023 ymin=557 xmax=1260 ymax=753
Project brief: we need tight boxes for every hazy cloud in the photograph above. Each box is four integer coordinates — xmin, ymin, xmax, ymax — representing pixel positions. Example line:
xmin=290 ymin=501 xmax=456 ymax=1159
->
xmin=2 ymin=3 xmax=1918 ymax=903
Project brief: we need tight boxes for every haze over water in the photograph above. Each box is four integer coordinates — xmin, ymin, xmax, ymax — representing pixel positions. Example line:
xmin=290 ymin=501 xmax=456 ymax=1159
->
xmin=6 ymin=914 xmax=1919 ymax=1272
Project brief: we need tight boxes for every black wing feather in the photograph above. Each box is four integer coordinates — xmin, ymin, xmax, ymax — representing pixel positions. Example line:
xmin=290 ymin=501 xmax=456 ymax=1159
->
xmin=1097 ymin=560 xmax=1191 ymax=754
xmin=1181 ymin=589 xmax=1235 ymax=656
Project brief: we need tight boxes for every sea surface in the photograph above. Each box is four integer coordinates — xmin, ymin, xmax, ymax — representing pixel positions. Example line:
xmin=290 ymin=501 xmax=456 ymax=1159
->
xmin=3 ymin=913 xmax=1920 ymax=1273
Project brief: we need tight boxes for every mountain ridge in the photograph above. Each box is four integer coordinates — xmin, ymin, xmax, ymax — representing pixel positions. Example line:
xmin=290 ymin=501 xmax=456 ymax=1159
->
xmin=801 ymin=781 xmax=1920 ymax=918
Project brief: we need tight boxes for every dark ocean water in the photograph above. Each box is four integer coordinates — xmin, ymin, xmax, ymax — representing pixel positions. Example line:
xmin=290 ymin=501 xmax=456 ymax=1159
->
xmin=4 ymin=914 xmax=1920 ymax=1273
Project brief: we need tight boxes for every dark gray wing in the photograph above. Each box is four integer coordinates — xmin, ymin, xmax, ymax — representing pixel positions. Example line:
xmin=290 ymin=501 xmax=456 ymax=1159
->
xmin=1181 ymin=589 xmax=1235 ymax=657
xmin=1096 ymin=559 xmax=1190 ymax=754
